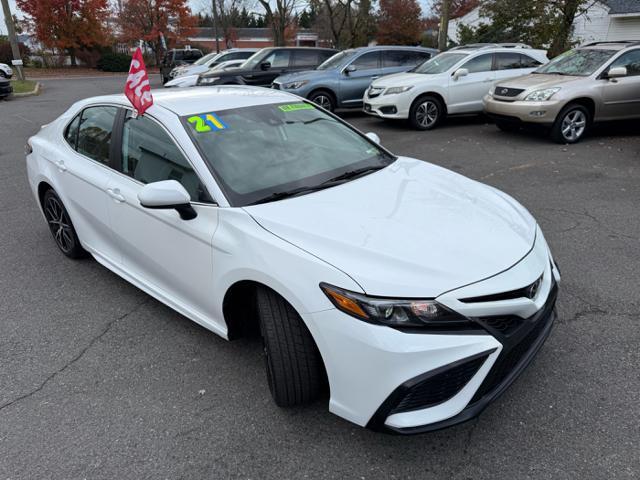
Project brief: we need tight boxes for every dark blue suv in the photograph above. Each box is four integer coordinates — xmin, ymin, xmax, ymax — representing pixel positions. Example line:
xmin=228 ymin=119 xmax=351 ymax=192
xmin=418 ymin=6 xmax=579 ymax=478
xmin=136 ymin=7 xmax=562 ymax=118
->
xmin=272 ymin=46 xmax=438 ymax=111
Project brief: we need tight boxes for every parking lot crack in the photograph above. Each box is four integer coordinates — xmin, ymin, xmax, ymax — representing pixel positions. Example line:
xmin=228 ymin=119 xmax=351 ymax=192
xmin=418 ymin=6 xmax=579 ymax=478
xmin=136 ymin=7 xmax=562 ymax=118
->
xmin=0 ymin=299 xmax=148 ymax=413
xmin=542 ymin=207 xmax=639 ymax=241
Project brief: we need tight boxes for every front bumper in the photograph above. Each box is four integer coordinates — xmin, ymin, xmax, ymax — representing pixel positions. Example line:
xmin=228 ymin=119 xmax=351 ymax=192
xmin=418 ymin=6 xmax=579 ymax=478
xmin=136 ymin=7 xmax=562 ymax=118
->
xmin=307 ymin=229 xmax=560 ymax=433
xmin=363 ymin=91 xmax=413 ymax=119
xmin=483 ymin=94 xmax=564 ymax=125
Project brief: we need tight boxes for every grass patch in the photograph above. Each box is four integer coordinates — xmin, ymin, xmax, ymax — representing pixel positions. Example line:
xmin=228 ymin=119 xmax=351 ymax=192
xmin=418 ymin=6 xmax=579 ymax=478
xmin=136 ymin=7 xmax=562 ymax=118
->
xmin=10 ymin=79 xmax=38 ymax=94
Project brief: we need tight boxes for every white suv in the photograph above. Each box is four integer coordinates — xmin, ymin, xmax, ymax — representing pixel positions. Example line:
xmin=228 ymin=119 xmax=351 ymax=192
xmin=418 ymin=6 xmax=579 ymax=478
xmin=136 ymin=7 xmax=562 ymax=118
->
xmin=364 ymin=44 xmax=548 ymax=130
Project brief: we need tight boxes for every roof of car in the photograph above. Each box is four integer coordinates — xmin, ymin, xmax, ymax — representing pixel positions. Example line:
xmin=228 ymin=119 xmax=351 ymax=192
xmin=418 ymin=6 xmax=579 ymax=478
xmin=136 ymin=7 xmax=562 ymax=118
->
xmin=351 ymin=45 xmax=438 ymax=52
xmin=83 ymin=86 xmax=299 ymax=117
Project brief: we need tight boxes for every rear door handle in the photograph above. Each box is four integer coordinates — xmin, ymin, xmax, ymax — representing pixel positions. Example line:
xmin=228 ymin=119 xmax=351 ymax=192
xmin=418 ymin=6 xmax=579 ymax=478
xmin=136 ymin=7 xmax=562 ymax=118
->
xmin=106 ymin=188 xmax=125 ymax=203
xmin=55 ymin=159 xmax=67 ymax=172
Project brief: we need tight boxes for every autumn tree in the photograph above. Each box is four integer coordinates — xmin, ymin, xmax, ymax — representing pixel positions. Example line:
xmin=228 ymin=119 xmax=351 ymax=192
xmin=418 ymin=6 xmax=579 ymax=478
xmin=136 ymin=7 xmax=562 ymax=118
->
xmin=376 ymin=0 xmax=423 ymax=45
xmin=119 ymin=0 xmax=196 ymax=65
xmin=16 ymin=0 xmax=111 ymax=66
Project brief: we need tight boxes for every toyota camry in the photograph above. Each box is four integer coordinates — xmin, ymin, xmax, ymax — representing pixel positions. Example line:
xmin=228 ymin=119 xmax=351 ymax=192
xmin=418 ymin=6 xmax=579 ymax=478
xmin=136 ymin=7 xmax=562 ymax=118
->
xmin=26 ymin=87 xmax=560 ymax=433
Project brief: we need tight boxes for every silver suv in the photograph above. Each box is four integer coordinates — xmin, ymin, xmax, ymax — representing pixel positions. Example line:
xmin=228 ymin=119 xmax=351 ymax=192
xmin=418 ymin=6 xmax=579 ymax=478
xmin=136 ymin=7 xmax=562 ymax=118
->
xmin=484 ymin=41 xmax=640 ymax=143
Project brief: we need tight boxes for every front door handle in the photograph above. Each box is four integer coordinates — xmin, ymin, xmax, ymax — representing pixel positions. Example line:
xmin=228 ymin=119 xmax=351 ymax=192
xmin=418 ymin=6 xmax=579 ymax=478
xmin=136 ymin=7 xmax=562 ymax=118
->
xmin=55 ymin=159 xmax=67 ymax=172
xmin=106 ymin=188 xmax=125 ymax=203
xmin=370 ymin=76 xmax=379 ymax=80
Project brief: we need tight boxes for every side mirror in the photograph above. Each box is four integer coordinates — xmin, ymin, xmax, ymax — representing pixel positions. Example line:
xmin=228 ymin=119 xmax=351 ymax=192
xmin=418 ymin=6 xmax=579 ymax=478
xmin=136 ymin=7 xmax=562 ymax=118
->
xmin=365 ymin=132 xmax=380 ymax=144
xmin=344 ymin=64 xmax=357 ymax=75
xmin=138 ymin=180 xmax=197 ymax=220
xmin=260 ymin=61 xmax=271 ymax=71
xmin=607 ymin=66 xmax=627 ymax=79
xmin=453 ymin=68 xmax=468 ymax=80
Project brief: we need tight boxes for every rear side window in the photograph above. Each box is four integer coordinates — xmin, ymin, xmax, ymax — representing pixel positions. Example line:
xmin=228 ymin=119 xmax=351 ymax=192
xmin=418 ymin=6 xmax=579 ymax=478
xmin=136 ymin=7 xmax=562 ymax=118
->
xmin=76 ymin=106 xmax=118 ymax=164
xmin=462 ymin=54 xmax=493 ymax=73
xmin=609 ymin=49 xmax=640 ymax=76
xmin=183 ymin=50 xmax=202 ymax=61
xmin=64 ymin=114 xmax=81 ymax=150
xmin=351 ymin=51 xmax=380 ymax=70
xmin=495 ymin=52 xmax=521 ymax=70
xmin=293 ymin=50 xmax=320 ymax=67
xmin=121 ymin=112 xmax=212 ymax=203
xmin=319 ymin=50 xmax=336 ymax=62
xmin=227 ymin=51 xmax=253 ymax=60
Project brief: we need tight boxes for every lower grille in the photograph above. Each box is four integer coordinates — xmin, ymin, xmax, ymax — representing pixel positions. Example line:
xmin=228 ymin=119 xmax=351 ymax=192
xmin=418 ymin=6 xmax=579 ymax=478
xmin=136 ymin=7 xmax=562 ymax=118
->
xmin=391 ymin=353 xmax=489 ymax=414
xmin=470 ymin=282 xmax=557 ymax=404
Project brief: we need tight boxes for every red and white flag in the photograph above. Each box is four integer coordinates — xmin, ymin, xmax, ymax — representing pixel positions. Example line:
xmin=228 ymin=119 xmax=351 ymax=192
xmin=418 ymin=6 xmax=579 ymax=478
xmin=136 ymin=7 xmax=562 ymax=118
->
xmin=124 ymin=47 xmax=153 ymax=117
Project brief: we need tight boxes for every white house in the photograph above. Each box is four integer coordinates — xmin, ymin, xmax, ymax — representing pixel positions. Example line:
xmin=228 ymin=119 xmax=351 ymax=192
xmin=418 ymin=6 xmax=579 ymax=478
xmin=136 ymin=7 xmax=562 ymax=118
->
xmin=448 ymin=0 xmax=640 ymax=45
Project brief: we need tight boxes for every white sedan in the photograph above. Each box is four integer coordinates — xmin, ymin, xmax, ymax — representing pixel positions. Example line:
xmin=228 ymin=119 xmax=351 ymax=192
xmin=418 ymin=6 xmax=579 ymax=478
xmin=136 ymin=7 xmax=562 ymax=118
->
xmin=164 ymin=60 xmax=245 ymax=88
xmin=26 ymin=87 xmax=560 ymax=433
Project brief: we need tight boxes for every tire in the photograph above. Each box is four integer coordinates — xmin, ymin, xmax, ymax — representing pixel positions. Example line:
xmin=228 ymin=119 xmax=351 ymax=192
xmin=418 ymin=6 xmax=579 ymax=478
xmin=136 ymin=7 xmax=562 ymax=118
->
xmin=495 ymin=120 xmax=521 ymax=133
xmin=256 ymin=287 xmax=324 ymax=407
xmin=551 ymin=104 xmax=590 ymax=144
xmin=42 ymin=189 xmax=87 ymax=259
xmin=409 ymin=95 xmax=445 ymax=130
xmin=308 ymin=90 xmax=335 ymax=112
xmin=0 ymin=71 xmax=7 ymax=79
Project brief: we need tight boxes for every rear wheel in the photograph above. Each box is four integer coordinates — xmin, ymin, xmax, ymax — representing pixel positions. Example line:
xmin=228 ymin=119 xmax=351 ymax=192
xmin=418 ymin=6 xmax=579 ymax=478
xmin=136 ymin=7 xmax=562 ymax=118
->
xmin=551 ymin=104 xmax=590 ymax=144
xmin=308 ymin=90 xmax=335 ymax=112
xmin=409 ymin=95 xmax=445 ymax=130
xmin=42 ymin=189 xmax=86 ymax=259
xmin=256 ymin=287 xmax=324 ymax=407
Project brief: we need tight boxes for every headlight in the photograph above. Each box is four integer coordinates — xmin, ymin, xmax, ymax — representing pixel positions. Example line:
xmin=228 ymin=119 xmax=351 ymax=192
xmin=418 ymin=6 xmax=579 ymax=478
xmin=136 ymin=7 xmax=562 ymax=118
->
xmin=198 ymin=76 xmax=219 ymax=85
xmin=383 ymin=86 xmax=413 ymax=95
xmin=282 ymin=80 xmax=309 ymax=89
xmin=320 ymin=283 xmax=480 ymax=330
xmin=524 ymin=88 xmax=560 ymax=102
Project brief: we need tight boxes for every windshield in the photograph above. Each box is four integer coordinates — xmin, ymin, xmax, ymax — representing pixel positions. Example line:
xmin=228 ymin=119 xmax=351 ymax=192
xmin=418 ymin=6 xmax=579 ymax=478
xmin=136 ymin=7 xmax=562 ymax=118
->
xmin=183 ymin=102 xmax=394 ymax=206
xmin=194 ymin=52 xmax=219 ymax=66
xmin=412 ymin=52 xmax=468 ymax=74
xmin=317 ymin=50 xmax=356 ymax=70
xmin=535 ymin=48 xmax=615 ymax=76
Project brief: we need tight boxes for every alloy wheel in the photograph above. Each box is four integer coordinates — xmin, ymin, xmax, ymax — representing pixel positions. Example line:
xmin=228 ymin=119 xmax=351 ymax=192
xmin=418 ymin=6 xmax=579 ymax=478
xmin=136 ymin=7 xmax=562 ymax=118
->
xmin=44 ymin=195 xmax=75 ymax=253
xmin=561 ymin=110 xmax=586 ymax=142
xmin=312 ymin=94 xmax=333 ymax=111
xmin=416 ymin=100 xmax=439 ymax=128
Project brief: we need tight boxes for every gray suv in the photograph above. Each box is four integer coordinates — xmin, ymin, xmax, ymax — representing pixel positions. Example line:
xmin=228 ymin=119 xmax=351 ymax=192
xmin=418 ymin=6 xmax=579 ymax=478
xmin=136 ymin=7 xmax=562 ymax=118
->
xmin=272 ymin=46 xmax=438 ymax=111
xmin=484 ymin=41 xmax=640 ymax=143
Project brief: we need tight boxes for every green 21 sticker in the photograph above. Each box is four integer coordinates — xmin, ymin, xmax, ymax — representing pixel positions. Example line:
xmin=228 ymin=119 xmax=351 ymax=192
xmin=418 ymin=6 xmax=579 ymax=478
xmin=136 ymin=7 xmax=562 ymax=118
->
xmin=278 ymin=103 xmax=315 ymax=112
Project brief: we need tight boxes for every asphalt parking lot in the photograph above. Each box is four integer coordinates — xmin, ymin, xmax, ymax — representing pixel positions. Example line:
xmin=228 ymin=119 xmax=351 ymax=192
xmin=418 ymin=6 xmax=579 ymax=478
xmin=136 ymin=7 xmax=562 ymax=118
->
xmin=1 ymin=76 xmax=639 ymax=479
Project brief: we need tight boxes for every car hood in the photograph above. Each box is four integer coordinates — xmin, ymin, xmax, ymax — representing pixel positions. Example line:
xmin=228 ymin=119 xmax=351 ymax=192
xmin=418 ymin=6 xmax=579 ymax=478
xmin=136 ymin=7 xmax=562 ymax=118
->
xmin=179 ymin=65 xmax=208 ymax=76
xmin=372 ymin=71 xmax=446 ymax=88
xmin=495 ymin=73 xmax=585 ymax=89
xmin=275 ymin=69 xmax=333 ymax=84
xmin=244 ymin=157 xmax=537 ymax=298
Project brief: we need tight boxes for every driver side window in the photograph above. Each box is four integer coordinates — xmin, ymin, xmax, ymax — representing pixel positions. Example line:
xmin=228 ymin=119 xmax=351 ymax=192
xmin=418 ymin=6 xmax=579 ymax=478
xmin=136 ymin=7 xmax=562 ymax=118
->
xmin=461 ymin=54 xmax=493 ymax=73
xmin=609 ymin=50 xmax=640 ymax=77
xmin=351 ymin=51 xmax=380 ymax=70
xmin=120 ymin=112 xmax=213 ymax=203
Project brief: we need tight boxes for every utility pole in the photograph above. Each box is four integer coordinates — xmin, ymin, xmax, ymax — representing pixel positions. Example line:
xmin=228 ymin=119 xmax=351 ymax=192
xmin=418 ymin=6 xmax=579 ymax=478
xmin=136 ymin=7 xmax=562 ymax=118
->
xmin=1 ymin=0 xmax=25 ymax=80
xmin=211 ymin=0 xmax=220 ymax=53
xmin=438 ymin=0 xmax=450 ymax=51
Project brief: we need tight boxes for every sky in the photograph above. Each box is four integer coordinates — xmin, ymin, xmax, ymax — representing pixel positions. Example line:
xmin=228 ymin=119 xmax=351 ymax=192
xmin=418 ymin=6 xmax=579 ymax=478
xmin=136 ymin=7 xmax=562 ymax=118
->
xmin=1 ymin=0 xmax=435 ymax=37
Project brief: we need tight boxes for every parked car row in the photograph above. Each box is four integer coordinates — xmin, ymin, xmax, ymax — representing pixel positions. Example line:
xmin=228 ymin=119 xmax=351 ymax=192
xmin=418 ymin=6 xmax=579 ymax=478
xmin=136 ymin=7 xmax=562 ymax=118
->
xmin=164 ymin=40 xmax=640 ymax=143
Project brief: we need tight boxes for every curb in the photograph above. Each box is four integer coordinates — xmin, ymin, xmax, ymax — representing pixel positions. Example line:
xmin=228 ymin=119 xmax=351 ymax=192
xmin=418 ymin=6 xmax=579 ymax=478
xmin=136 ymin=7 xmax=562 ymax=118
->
xmin=12 ymin=82 xmax=42 ymax=98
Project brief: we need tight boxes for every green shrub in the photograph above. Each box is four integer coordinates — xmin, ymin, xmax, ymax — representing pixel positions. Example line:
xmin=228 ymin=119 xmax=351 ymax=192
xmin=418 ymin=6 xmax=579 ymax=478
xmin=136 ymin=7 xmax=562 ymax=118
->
xmin=97 ymin=52 xmax=131 ymax=72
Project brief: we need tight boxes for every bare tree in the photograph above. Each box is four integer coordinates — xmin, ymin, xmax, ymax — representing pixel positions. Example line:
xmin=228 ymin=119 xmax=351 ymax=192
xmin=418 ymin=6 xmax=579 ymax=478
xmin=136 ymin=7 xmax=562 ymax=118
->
xmin=255 ymin=0 xmax=299 ymax=46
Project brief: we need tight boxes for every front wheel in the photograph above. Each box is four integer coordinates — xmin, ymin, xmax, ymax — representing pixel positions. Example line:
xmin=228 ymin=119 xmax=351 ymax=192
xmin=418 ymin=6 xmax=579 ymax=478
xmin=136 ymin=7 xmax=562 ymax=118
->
xmin=42 ymin=189 xmax=87 ymax=258
xmin=409 ymin=95 xmax=445 ymax=130
xmin=256 ymin=287 xmax=324 ymax=407
xmin=551 ymin=104 xmax=590 ymax=144
xmin=0 ymin=71 xmax=7 ymax=79
xmin=308 ymin=90 xmax=335 ymax=112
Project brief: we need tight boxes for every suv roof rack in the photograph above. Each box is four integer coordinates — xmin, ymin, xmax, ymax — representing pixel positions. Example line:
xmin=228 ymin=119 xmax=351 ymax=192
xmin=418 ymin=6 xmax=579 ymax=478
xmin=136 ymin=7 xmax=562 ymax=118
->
xmin=583 ymin=40 xmax=640 ymax=47
xmin=450 ymin=43 xmax=532 ymax=51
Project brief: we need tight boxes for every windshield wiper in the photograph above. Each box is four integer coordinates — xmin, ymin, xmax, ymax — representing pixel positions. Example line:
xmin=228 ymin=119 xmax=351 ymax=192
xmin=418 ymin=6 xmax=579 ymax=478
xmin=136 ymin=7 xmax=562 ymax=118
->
xmin=248 ymin=165 xmax=386 ymax=205
xmin=321 ymin=165 xmax=386 ymax=183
